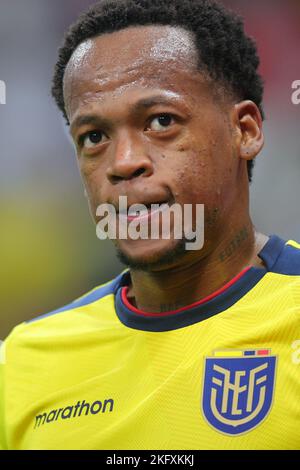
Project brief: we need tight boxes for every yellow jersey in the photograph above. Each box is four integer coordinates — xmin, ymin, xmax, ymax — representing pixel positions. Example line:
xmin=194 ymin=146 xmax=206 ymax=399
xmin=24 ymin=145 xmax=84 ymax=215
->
xmin=1 ymin=235 xmax=300 ymax=449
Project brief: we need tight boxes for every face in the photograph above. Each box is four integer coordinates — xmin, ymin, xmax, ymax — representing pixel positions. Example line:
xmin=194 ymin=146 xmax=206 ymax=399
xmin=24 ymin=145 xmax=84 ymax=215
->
xmin=63 ymin=25 xmax=252 ymax=270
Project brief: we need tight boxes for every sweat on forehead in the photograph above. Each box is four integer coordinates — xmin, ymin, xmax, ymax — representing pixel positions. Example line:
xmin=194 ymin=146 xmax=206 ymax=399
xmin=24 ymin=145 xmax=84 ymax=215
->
xmin=66 ymin=25 xmax=198 ymax=72
xmin=63 ymin=25 xmax=201 ymax=105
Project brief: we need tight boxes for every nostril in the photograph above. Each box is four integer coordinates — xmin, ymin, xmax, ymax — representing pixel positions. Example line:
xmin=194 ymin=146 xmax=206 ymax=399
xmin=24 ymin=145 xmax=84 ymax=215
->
xmin=110 ymin=175 xmax=123 ymax=184
xmin=109 ymin=167 xmax=146 ymax=184
xmin=132 ymin=168 xmax=146 ymax=178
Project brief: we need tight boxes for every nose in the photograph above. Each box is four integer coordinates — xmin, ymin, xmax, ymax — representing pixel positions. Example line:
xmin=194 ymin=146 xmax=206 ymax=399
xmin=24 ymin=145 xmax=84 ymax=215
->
xmin=106 ymin=129 xmax=154 ymax=184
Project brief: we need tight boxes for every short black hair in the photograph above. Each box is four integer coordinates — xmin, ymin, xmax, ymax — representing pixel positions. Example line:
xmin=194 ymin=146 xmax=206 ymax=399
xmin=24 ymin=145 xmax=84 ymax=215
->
xmin=51 ymin=0 xmax=265 ymax=182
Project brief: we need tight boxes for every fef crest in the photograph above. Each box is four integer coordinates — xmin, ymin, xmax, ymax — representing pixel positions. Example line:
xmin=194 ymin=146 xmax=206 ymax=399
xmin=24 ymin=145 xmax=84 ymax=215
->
xmin=202 ymin=349 xmax=277 ymax=435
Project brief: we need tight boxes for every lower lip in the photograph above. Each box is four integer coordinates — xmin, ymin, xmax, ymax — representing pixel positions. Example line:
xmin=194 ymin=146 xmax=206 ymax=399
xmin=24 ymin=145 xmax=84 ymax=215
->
xmin=118 ymin=203 xmax=170 ymax=222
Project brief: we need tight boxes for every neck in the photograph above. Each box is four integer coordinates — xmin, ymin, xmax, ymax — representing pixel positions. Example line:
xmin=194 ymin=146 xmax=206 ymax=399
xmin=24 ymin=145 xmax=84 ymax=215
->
xmin=126 ymin=221 xmax=269 ymax=314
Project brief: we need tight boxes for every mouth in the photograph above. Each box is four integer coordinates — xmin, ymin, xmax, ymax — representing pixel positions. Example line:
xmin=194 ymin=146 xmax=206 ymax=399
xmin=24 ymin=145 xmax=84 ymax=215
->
xmin=118 ymin=200 xmax=171 ymax=222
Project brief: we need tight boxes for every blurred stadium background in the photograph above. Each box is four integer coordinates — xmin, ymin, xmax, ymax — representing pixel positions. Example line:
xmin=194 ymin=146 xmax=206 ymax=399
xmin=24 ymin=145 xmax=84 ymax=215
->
xmin=0 ymin=0 xmax=299 ymax=337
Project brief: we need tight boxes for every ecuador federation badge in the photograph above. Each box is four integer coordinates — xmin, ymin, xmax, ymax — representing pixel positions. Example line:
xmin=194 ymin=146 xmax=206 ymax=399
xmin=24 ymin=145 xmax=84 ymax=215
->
xmin=202 ymin=349 xmax=277 ymax=435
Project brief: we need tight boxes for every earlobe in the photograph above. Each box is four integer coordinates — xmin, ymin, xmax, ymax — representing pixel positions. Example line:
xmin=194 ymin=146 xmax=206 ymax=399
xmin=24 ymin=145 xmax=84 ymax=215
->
xmin=240 ymin=139 xmax=264 ymax=161
xmin=234 ymin=100 xmax=264 ymax=161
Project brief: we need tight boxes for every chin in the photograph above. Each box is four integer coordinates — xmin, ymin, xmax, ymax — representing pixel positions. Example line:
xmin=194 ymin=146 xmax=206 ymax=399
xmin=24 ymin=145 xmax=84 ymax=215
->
xmin=114 ymin=237 xmax=188 ymax=271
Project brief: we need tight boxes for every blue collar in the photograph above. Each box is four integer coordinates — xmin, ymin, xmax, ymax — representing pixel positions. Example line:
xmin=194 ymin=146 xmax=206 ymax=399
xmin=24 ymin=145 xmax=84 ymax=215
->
xmin=114 ymin=235 xmax=286 ymax=332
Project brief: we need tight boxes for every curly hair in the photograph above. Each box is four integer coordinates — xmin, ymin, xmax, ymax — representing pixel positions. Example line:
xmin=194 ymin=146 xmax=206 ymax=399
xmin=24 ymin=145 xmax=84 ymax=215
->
xmin=51 ymin=0 xmax=265 ymax=182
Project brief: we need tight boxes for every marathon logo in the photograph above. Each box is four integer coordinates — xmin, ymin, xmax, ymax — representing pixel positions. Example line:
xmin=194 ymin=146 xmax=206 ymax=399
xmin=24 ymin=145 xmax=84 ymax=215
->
xmin=34 ymin=398 xmax=114 ymax=428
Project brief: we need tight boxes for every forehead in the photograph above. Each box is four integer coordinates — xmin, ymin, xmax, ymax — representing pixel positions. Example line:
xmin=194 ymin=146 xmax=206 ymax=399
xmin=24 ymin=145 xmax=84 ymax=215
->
xmin=64 ymin=25 xmax=198 ymax=80
xmin=63 ymin=25 xmax=204 ymax=119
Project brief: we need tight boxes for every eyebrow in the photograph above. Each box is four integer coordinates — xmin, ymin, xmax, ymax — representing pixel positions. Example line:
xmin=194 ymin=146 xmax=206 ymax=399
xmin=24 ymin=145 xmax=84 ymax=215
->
xmin=132 ymin=95 xmax=181 ymax=112
xmin=70 ymin=114 xmax=111 ymax=134
xmin=70 ymin=94 xmax=185 ymax=134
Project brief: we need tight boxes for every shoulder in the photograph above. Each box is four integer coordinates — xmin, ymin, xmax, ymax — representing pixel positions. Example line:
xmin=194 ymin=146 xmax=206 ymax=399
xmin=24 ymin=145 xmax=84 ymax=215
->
xmin=271 ymin=239 xmax=300 ymax=275
xmin=3 ymin=270 xmax=129 ymax=350
xmin=262 ymin=238 xmax=300 ymax=316
xmin=27 ymin=270 xmax=126 ymax=324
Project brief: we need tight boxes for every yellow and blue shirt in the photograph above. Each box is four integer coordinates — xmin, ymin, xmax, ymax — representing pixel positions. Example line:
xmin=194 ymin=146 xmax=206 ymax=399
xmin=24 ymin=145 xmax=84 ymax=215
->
xmin=0 ymin=235 xmax=300 ymax=449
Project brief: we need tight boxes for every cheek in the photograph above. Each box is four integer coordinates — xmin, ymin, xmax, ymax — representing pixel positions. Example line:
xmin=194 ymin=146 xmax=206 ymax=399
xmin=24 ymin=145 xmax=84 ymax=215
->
xmin=79 ymin=159 xmax=108 ymax=207
xmin=79 ymin=160 xmax=98 ymax=191
xmin=169 ymin=134 xmax=233 ymax=211
xmin=168 ymin=141 xmax=216 ymax=201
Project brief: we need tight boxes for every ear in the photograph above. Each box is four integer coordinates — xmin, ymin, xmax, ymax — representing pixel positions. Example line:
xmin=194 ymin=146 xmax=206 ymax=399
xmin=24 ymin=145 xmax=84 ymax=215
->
xmin=232 ymin=100 xmax=264 ymax=161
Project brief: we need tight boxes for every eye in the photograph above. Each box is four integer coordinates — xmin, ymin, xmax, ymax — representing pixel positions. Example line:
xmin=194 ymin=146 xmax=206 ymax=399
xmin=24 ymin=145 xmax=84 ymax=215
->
xmin=146 ymin=114 xmax=175 ymax=132
xmin=79 ymin=131 xmax=107 ymax=149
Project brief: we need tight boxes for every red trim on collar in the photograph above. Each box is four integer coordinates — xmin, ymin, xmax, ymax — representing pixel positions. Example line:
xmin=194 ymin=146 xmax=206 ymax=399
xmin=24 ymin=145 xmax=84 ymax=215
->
xmin=121 ymin=266 xmax=252 ymax=317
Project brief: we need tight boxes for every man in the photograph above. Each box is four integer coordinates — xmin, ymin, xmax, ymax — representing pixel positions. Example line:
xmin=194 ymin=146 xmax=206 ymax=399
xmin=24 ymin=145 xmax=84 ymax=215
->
xmin=0 ymin=0 xmax=299 ymax=450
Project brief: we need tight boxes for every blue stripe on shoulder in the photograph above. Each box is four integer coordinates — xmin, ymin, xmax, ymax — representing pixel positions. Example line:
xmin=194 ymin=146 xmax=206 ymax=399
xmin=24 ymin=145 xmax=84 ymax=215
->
xmin=27 ymin=271 xmax=128 ymax=324
xmin=271 ymin=241 xmax=300 ymax=275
